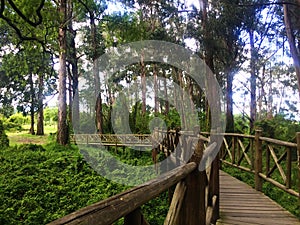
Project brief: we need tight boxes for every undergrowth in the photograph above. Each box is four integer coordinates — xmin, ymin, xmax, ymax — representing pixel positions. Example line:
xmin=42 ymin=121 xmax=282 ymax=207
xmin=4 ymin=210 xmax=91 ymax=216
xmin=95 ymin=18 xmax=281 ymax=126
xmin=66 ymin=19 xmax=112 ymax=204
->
xmin=0 ymin=143 xmax=169 ymax=225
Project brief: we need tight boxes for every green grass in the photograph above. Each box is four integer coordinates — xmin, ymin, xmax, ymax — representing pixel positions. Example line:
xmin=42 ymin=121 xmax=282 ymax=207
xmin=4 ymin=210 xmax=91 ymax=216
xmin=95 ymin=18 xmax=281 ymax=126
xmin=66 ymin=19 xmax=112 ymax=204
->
xmin=6 ymin=124 xmax=57 ymax=146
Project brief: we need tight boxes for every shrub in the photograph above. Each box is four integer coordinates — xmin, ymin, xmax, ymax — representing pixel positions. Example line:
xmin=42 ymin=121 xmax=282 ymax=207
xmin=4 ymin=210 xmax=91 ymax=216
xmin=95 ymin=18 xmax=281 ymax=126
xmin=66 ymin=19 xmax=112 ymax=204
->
xmin=8 ymin=113 xmax=28 ymax=125
xmin=255 ymin=114 xmax=300 ymax=142
xmin=0 ymin=120 xmax=9 ymax=148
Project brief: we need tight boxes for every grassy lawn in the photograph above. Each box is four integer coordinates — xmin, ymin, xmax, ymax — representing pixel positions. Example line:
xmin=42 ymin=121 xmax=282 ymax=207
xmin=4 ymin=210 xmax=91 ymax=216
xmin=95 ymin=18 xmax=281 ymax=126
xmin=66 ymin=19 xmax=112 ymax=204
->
xmin=6 ymin=124 xmax=57 ymax=146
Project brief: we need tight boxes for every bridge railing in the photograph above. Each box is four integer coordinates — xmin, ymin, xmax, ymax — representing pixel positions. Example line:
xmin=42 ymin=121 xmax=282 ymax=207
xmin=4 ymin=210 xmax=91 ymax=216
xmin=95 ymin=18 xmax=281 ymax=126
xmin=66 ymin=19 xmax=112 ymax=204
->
xmin=217 ymin=130 xmax=300 ymax=203
xmin=70 ymin=133 xmax=152 ymax=146
xmin=49 ymin=130 xmax=220 ymax=225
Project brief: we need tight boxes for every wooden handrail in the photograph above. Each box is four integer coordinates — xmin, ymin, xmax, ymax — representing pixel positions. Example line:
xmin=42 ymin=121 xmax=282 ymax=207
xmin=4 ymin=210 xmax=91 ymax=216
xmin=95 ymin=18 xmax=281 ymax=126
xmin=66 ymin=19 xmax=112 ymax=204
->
xmin=48 ymin=162 xmax=197 ymax=225
xmin=219 ymin=130 xmax=299 ymax=200
xmin=259 ymin=136 xmax=297 ymax=148
xmin=69 ymin=129 xmax=300 ymax=224
xmin=50 ymin=128 xmax=221 ymax=225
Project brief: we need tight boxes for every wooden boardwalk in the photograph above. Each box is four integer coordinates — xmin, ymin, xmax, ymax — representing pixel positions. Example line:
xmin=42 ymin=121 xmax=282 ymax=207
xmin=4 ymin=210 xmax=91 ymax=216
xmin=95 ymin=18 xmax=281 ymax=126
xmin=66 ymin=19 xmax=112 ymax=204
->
xmin=217 ymin=171 xmax=300 ymax=225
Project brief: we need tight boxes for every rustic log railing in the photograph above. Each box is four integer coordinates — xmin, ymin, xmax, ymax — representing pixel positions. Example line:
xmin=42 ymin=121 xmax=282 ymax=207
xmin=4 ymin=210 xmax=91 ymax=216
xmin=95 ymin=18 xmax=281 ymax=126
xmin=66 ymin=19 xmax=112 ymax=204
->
xmin=215 ymin=130 xmax=300 ymax=203
xmin=49 ymin=129 xmax=220 ymax=225
xmin=50 ymin=130 xmax=300 ymax=224
xmin=70 ymin=134 xmax=152 ymax=147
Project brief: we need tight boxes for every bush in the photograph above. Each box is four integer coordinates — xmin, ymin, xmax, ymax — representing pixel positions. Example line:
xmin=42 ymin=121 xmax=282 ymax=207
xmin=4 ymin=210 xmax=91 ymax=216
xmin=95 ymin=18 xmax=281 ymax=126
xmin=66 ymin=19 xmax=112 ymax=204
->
xmin=3 ymin=120 xmax=22 ymax=131
xmin=0 ymin=120 xmax=9 ymax=148
xmin=255 ymin=114 xmax=300 ymax=142
xmin=8 ymin=113 xmax=28 ymax=125
xmin=0 ymin=144 xmax=128 ymax=224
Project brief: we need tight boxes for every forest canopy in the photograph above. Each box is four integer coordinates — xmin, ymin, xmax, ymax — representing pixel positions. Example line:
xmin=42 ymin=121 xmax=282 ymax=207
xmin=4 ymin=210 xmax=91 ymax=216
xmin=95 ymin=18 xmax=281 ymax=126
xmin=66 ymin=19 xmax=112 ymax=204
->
xmin=0 ymin=0 xmax=299 ymax=144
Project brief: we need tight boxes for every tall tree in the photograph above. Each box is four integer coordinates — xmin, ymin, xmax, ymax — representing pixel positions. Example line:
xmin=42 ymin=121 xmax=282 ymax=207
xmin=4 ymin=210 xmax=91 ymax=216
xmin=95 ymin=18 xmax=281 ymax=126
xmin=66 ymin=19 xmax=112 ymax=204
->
xmin=78 ymin=0 xmax=106 ymax=134
xmin=57 ymin=0 xmax=69 ymax=145
xmin=283 ymin=1 xmax=300 ymax=99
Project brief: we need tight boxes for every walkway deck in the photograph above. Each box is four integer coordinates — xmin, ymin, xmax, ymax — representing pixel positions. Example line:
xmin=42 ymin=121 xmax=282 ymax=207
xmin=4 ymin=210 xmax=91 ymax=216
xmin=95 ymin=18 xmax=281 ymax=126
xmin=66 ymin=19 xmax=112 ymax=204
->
xmin=217 ymin=171 xmax=300 ymax=225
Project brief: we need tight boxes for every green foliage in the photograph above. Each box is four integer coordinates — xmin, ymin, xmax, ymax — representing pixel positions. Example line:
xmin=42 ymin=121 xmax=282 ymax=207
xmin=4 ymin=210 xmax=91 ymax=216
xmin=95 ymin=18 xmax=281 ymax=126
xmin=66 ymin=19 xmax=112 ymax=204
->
xmin=234 ymin=114 xmax=250 ymax=134
xmin=2 ymin=120 xmax=22 ymax=132
xmin=163 ymin=109 xmax=181 ymax=129
xmin=0 ymin=143 xmax=170 ymax=224
xmin=96 ymin=146 xmax=169 ymax=224
xmin=255 ymin=114 xmax=300 ymax=142
xmin=0 ymin=105 xmax=14 ymax=118
xmin=8 ymin=113 xmax=29 ymax=125
xmin=1 ymin=113 xmax=29 ymax=131
xmin=44 ymin=107 xmax=58 ymax=125
xmin=0 ymin=120 xmax=9 ymax=148
xmin=0 ymin=143 xmax=127 ymax=224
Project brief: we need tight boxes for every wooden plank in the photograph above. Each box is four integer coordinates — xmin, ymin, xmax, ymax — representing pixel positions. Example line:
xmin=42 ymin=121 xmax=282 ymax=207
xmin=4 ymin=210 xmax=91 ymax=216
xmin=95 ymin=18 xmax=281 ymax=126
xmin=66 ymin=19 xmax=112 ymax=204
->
xmin=217 ymin=171 xmax=300 ymax=225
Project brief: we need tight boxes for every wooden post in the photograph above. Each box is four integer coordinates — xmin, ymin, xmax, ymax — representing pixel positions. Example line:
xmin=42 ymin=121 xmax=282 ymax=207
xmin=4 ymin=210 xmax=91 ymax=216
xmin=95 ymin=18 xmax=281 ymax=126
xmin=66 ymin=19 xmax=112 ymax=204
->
xmin=232 ymin=136 xmax=236 ymax=165
xmin=237 ymin=137 xmax=241 ymax=166
xmin=266 ymin=145 xmax=270 ymax=177
xmin=212 ymin=129 xmax=221 ymax=222
xmin=251 ymin=138 xmax=254 ymax=170
xmin=124 ymin=208 xmax=149 ymax=225
xmin=219 ymin=141 xmax=224 ymax=169
xmin=286 ymin=147 xmax=291 ymax=189
xmin=297 ymin=132 xmax=300 ymax=205
xmin=164 ymin=181 xmax=187 ymax=225
xmin=179 ymin=139 xmax=206 ymax=225
xmin=255 ymin=130 xmax=263 ymax=192
xmin=175 ymin=129 xmax=180 ymax=167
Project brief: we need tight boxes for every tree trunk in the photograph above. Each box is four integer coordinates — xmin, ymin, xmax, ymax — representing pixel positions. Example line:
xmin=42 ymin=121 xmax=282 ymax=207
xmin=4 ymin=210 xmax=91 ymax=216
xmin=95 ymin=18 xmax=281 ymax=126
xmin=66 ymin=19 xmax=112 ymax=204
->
xmin=153 ymin=64 xmax=158 ymax=115
xmin=226 ymin=69 xmax=234 ymax=133
xmin=141 ymin=52 xmax=146 ymax=115
xmin=57 ymin=0 xmax=69 ymax=145
xmin=249 ymin=29 xmax=256 ymax=133
xmin=36 ymin=74 xmax=44 ymax=135
xmin=178 ymin=69 xmax=187 ymax=129
xmin=200 ymin=0 xmax=214 ymax=131
xmin=267 ymin=68 xmax=273 ymax=119
xmin=30 ymin=107 xmax=35 ymax=135
xmin=258 ymin=65 xmax=265 ymax=120
xmin=29 ymin=73 xmax=35 ymax=135
xmin=68 ymin=0 xmax=79 ymax=129
xmin=163 ymin=70 xmax=169 ymax=116
xmin=283 ymin=4 xmax=300 ymax=100
xmin=68 ymin=67 xmax=73 ymax=123
xmin=90 ymin=13 xmax=103 ymax=134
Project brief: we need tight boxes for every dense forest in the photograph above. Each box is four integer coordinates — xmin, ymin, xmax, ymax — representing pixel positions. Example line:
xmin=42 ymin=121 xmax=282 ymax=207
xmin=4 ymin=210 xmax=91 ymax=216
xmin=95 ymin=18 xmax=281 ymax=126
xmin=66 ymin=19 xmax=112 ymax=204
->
xmin=0 ymin=0 xmax=300 ymax=224
xmin=0 ymin=0 xmax=299 ymax=142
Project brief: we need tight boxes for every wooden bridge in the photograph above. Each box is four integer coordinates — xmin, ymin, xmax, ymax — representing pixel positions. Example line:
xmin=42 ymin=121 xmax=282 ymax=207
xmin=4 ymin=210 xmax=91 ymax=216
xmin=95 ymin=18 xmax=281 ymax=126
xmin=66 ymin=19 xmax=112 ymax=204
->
xmin=70 ymin=133 xmax=153 ymax=147
xmin=49 ymin=130 xmax=300 ymax=225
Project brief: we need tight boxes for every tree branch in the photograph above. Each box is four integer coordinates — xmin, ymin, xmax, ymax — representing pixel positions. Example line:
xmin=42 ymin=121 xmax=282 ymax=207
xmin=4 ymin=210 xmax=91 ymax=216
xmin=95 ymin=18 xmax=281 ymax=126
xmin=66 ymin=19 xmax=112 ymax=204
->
xmin=6 ymin=0 xmax=45 ymax=27
xmin=238 ymin=1 xmax=300 ymax=8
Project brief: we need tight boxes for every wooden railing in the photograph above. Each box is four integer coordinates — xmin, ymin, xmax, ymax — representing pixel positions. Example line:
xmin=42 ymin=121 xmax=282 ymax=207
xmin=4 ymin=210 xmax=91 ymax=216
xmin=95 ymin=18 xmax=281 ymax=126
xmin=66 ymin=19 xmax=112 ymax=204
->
xmin=51 ymin=130 xmax=300 ymax=224
xmin=49 ymin=129 xmax=220 ymax=225
xmin=70 ymin=133 xmax=152 ymax=147
xmin=216 ymin=130 xmax=300 ymax=202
